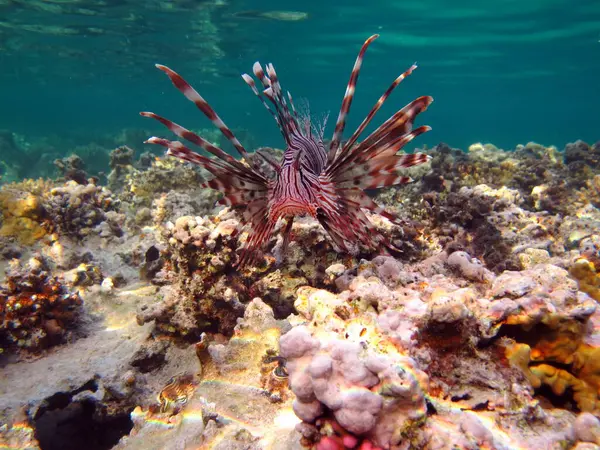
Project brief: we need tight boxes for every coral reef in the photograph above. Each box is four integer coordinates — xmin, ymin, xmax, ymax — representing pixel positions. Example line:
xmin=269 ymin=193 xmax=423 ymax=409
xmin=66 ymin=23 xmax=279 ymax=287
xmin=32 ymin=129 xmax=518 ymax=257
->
xmin=0 ymin=178 xmax=120 ymax=245
xmin=45 ymin=181 xmax=120 ymax=239
xmin=122 ymin=156 xmax=205 ymax=203
xmin=54 ymin=154 xmax=89 ymax=184
xmin=0 ymin=257 xmax=83 ymax=354
xmin=281 ymin=288 xmax=429 ymax=448
xmin=0 ymin=184 xmax=48 ymax=245
xmin=267 ymin=253 xmax=600 ymax=448
xmin=135 ymin=206 xmax=414 ymax=342
xmin=2 ymin=138 xmax=600 ymax=450
xmin=107 ymin=145 xmax=136 ymax=192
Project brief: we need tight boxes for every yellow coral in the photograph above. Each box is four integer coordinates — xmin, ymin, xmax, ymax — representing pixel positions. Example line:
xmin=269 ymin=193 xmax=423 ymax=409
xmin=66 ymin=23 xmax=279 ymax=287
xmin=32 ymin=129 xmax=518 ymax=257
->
xmin=505 ymin=342 xmax=540 ymax=388
xmin=531 ymin=364 xmax=598 ymax=412
xmin=573 ymin=342 xmax=600 ymax=405
xmin=2 ymin=178 xmax=55 ymax=196
xmin=506 ymin=333 xmax=600 ymax=412
xmin=570 ymin=258 xmax=600 ymax=301
xmin=0 ymin=189 xmax=47 ymax=244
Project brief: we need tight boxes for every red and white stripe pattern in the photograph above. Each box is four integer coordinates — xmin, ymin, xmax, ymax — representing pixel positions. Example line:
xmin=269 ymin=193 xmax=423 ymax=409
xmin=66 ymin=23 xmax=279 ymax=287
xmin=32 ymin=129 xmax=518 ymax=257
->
xmin=141 ymin=34 xmax=433 ymax=267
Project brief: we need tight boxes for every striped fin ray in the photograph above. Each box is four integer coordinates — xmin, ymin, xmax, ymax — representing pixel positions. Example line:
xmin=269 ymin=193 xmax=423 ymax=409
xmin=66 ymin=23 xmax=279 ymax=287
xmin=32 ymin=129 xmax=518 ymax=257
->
xmin=146 ymin=138 xmax=237 ymax=180
xmin=363 ymin=126 xmax=432 ymax=162
xmin=327 ymin=96 xmax=433 ymax=176
xmin=139 ymin=111 xmax=264 ymax=181
xmin=337 ymin=169 xmax=414 ymax=190
xmin=154 ymin=64 xmax=251 ymax=162
xmin=252 ymin=61 xmax=272 ymax=89
xmin=358 ymin=96 xmax=434 ymax=154
xmin=243 ymin=62 xmax=300 ymax=144
xmin=145 ymin=138 xmax=267 ymax=209
xmin=319 ymin=202 xmax=388 ymax=252
xmin=327 ymin=34 xmax=379 ymax=164
xmin=255 ymin=149 xmax=281 ymax=173
xmin=330 ymin=129 xmax=432 ymax=189
xmin=241 ymin=72 xmax=285 ymax=138
xmin=264 ymin=63 xmax=300 ymax=138
xmin=236 ymin=199 xmax=277 ymax=267
xmin=287 ymin=91 xmax=299 ymax=122
xmin=316 ymin=194 xmax=402 ymax=255
xmin=326 ymin=140 xmax=430 ymax=195
xmin=341 ymin=63 xmax=418 ymax=153
xmin=342 ymin=189 xmax=406 ymax=225
xmin=280 ymin=217 xmax=295 ymax=256
xmin=145 ymin=137 xmax=262 ymax=188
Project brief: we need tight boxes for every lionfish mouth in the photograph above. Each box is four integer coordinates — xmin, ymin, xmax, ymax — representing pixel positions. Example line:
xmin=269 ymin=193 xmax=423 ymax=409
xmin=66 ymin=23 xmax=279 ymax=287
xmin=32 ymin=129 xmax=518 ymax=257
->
xmin=141 ymin=34 xmax=433 ymax=268
xmin=268 ymin=199 xmax=318 ymax=221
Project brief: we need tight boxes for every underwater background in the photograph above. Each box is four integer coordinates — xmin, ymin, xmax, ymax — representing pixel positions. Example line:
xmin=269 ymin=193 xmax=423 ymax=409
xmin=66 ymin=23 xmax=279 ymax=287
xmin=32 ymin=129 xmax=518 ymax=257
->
xmin=1 ymin=0 xmax=599 ymax=177
xmin=3 ymin=2 xmax=600 ymax=450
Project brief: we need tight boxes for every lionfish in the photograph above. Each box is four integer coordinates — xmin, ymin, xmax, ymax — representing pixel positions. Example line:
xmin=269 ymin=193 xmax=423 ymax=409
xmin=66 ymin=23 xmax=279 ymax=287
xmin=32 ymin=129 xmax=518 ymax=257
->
xmin=141 ymin=34 xmax=433 ymax=267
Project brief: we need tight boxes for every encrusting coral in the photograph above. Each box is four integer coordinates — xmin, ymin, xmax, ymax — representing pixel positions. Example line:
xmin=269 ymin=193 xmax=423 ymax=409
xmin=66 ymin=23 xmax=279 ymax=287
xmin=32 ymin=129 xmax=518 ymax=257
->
xmin=570 ymin=256 xmax=600 ymax=302
xmin=271 ymin=253 xmax=600 ymax=449
xmin=53 ymin=154 xmax=89 ymax=184
xmin=281 ymin=286 xmax=429 ymax=449
xmin=0 ymin=188 xmax=47 ymax=245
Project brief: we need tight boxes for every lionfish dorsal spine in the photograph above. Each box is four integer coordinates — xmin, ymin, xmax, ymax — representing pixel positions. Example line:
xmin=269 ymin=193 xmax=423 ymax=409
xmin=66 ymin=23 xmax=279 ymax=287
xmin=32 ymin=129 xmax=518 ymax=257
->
xmin=327 ymin=34 xmax=380 ymax=164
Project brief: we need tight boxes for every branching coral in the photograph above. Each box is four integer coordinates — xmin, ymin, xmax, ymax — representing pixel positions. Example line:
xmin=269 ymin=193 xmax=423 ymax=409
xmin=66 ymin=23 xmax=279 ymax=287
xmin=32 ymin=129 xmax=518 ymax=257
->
xmin=0 ymin=257 xmax=83 ymax=354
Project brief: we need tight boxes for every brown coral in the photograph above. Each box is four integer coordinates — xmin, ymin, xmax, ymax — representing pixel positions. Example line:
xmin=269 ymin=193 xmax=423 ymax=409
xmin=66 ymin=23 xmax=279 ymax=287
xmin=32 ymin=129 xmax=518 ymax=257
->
xmin=0 ymin=258 xmax=83 ymax=354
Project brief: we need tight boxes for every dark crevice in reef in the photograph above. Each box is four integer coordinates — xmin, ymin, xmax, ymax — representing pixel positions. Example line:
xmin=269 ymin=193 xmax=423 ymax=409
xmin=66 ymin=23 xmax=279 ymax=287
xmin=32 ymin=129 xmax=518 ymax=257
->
xmin=529 ymin=360 xmax=574 ymax=372
xmin=535 ymin=384 xmax=579 ymax=412
xmin=425 ymin=398 xmax=438 ymax=416
xmin=461 ymin=400 xmax=490 ymax=412
xmin=480 ymin=322 xmax=583 ymax=352
xmin=35 ymin=379 xmax=99 ymax=417
xmin=33 ymin=380 xmax=134 ymax=450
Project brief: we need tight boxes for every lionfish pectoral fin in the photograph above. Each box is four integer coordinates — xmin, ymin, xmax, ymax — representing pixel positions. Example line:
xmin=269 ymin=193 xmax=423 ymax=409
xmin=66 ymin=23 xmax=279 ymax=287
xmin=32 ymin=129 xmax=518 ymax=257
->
xmin=280 ymin=217 xmax=294 ymax=254
xmin=234 ymin=201 xmax=277 ymax=269
xmin=153 ymin=64 xmax=252 ymax=162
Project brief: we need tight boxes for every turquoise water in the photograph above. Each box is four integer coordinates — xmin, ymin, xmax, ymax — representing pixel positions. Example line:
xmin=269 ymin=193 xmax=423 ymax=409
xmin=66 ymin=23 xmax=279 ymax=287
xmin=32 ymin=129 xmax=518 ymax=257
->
xmin=0 ymin=0 xmax=598 ymax=167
